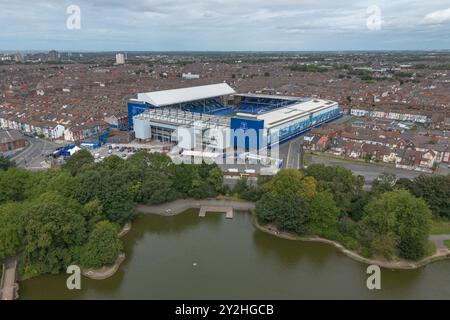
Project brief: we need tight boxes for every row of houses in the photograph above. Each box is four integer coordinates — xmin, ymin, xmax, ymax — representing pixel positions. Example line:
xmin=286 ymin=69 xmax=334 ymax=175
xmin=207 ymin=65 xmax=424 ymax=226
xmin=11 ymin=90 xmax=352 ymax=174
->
xmin=303 ymin=124 xmax=450 ymax=172
xmin=350 ymin=108 xmax=431 ymax=124
xmin=0 ymin=115 xmax=111 ymax=142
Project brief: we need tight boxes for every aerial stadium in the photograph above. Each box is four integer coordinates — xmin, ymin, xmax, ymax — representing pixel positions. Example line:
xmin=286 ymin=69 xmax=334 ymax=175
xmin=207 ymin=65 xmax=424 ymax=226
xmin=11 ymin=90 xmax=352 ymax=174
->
xmin=128 ymin=83 xmax=341 ymax=153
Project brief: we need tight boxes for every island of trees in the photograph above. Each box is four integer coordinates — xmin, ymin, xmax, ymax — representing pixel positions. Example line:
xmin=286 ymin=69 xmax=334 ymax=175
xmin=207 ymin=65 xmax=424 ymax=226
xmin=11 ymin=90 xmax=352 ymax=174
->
xmin=0 ymin=151 xmax=449 ymax=279
xmin=255 ymin=167 xmax=448 ymax=261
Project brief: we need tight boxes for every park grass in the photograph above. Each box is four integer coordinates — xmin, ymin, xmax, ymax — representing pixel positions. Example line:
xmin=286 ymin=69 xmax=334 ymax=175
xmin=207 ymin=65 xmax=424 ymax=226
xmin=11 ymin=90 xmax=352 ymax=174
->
xmin=430 ymin=219 xmax=450 ymax=235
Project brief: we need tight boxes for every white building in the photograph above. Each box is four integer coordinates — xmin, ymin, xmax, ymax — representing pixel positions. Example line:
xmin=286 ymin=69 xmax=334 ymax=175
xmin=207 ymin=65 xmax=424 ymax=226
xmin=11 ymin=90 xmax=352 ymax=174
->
xmin=182 ymin=72 xmax=200 ymax=80
xmin=115 ymin=53 xmax=126 ymax=65
xmin=130 ymin=84 xmax=341 ymax=152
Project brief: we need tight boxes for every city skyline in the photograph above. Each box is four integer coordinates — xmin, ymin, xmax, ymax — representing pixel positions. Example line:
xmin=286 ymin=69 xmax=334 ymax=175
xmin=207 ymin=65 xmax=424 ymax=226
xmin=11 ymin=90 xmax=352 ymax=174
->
xmin=1 ymin=0 xmax=450 ymax=51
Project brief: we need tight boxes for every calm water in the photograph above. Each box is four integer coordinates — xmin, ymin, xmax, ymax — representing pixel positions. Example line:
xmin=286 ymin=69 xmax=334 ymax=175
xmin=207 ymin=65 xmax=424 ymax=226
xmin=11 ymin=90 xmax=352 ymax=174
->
xmin=20 ymin=210 xmax=450 ymax=299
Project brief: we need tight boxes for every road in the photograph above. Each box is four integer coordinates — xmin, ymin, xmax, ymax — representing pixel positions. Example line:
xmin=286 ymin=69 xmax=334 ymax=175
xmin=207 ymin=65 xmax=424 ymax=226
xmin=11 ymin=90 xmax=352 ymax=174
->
xmin=305 ymin=154 xmax=428 ymax=187
xmin=10 ymin=136 xmax=60 ymax=169
xmin=284 ymin=139 xmax=301 ymax=169
xmin=277 ymin=134 xmax=436 ymax=187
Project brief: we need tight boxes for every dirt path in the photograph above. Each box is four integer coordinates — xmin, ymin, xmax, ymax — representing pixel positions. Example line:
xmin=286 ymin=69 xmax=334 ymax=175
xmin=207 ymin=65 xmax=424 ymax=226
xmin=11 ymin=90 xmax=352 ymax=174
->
xmin=255 ymin=222 xmax=450 ymax=270
xmin=136 ymin=198 xmax=255 ymax=216
xmin=430 ymin=235 xmax=450 ymax=250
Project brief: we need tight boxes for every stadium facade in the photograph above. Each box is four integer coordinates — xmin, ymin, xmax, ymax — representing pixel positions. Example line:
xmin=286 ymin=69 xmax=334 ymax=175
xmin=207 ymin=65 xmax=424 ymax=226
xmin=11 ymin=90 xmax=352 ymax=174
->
xmin=128 ymin=83 xmax=341 ymax=153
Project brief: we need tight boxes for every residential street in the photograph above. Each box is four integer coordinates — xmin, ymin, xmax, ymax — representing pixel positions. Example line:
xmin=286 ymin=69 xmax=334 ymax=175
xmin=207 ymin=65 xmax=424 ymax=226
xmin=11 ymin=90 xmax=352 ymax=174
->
xmin=10 ymin=136 xmax=60 ymax=169
xmin=305 ymin=153 xmax=429 ymax=187
xmin=278 ymin=134 xmax=440 ymax=187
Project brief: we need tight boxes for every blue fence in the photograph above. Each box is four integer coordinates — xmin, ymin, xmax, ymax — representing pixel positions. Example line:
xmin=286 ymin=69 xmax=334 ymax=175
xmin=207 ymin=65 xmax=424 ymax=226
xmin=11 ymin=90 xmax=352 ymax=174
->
xmin=128 ymin=101 xmax=151 ymax=129
xmin=269 ymin=109 xmax=342 ymax=145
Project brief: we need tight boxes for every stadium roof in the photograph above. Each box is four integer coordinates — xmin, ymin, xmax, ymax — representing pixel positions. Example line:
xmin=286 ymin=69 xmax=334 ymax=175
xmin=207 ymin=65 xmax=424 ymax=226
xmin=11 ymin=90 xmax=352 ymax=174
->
xmin=256 ymin=99 xmax=338 ymax=128
xmin=234 ymin=93 xmax=302 ymax=101
xmin=137 ymin=83 xmax=236 ymax=107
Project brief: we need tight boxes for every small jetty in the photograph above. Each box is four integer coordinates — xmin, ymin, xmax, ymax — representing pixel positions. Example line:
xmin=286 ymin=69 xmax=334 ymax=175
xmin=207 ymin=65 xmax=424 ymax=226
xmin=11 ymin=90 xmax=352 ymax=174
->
xmin=199 ymin=206 xmax=233 ymax=219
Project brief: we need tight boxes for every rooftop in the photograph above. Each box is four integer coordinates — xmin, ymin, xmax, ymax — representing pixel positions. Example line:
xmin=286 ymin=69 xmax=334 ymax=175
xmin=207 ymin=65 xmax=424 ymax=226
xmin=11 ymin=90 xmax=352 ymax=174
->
xmin=136 ymin=83 xmax=236 ymax=107
xmin=234 ymin=93 xmax=302 ymax=101
xmin=0 ymin=129 xmax=24 ymax=144
xmin=255 ymin=98 xmax=338 ymax=128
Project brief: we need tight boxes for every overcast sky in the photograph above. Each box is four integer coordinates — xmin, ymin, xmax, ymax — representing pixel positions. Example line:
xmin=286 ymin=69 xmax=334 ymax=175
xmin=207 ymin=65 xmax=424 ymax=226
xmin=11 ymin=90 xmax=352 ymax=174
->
xmin=1 ymin=0 xmax=450 ymax=51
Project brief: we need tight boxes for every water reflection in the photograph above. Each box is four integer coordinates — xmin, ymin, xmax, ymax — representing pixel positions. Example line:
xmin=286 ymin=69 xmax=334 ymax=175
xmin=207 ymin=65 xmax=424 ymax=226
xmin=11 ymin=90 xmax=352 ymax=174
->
xmin=19 ymin=209 xmax=450 ymax=300
xmin=252 ymin=230 xmax=305 ymax=267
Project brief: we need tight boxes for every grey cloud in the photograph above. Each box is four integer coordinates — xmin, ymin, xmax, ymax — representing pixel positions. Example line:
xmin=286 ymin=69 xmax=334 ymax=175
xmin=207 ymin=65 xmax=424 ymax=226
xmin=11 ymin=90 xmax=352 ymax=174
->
xmin=0 ymin=0 xmax=449 ymax=50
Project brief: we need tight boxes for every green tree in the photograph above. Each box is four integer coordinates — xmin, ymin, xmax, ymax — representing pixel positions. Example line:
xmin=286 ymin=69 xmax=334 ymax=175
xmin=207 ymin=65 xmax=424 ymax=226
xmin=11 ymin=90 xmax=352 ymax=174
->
xmin=362 ymin=200 xmax=398 ymax=236
xmin=233 ymin=178 xmax=249 ymax=195
xmin=126 ymin=151 xmax=177 ymax=204
xmin=0 ymin=202 xmax=24 ymax=260
xmin=308 ymin=191 xmax=340 ymax=236
xmin=362 ymin=189 xmax=432 ymax=260
xmin=63 ymin=149 xmax=94 ymax=176
xmin=24 ymin=170 xmax=76 ymax=199
xmin=233 ymin=178 xmax=259 ymax=201
xmin=256 ymin=191 xmax=309 ymax=234
xmin=197 ymin=162 xmax=216 ymax=180
xmin=305 ymin=164 xmax=364 ymax=213
xmin=189 ymin=178 xmax=210 ymax=199
xmin=96 ymin=154 xmax=126 ymax=172
xmin=0 ymin=155 xmax=15 ymax=171
xmin=207 ymin=166 xmax=224 ymax=193
xmin=371 ymin=173 xmax=397 ymax=197
xmin=81 ymin=221 xmax=122 ymax=269
xmin=137 ymin=171 xmax=177 ymax=204
xmin=73 ymin=170 xmax=135 ymax=225
xmin=72 ymin=170 xmax=102 ymax=204
xmin=398 ymin=175 xmax=450 ymax=219
xmin=22 ymin=192 xmax=86 ymax=275
xmin=81 ymin=199 xmax=106 ymax=232
xmin=370 ymin=234 xmax=399 ymax=261
xmin=261 ymin=169 xmax=317 ymax=201
xmin=255 ymin=169 xmax=317 ymax=234
xmin=127 ymin=151 xmax=174 ymax=175
xmin=173 ymin=164 xmax=199 ymax=195
xmin=347 ymin=191 xmax=371 ymax=221
xmin=0 ymin=168 xmax=30 ymax=204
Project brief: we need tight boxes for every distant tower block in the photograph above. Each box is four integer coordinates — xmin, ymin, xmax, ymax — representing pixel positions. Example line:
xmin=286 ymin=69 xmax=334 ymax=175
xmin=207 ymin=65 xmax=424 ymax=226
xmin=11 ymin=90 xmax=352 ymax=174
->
xmin=115 ymin=53 xmax=126 ymax=65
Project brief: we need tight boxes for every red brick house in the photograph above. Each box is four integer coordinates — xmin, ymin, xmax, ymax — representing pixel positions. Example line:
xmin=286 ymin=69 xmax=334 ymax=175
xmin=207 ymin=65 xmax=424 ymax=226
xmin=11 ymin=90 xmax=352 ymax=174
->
xmin=0 ymin=129 xmax=27 ymax=152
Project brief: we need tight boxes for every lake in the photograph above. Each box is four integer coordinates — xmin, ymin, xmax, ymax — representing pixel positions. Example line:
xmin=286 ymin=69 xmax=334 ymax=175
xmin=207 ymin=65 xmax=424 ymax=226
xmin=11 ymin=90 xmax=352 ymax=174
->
xmin=20 ymin=210 xmax=450 ymax=299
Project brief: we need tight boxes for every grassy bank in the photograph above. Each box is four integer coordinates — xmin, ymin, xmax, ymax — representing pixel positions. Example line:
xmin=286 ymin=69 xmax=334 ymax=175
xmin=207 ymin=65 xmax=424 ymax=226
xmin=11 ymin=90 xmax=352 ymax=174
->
xmin=431 ymin=219 xmax=450 ymax=235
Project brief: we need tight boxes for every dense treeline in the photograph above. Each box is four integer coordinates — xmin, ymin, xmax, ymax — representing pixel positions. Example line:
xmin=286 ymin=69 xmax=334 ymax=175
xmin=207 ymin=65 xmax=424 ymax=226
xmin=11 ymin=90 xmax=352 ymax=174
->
xmin=254 ymin=165 xmax=449 ymax=261
xmin=0 ymin=150 xmax=225 ymax=278
xmin=1 ymin=150 xmax=448 ymax=276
